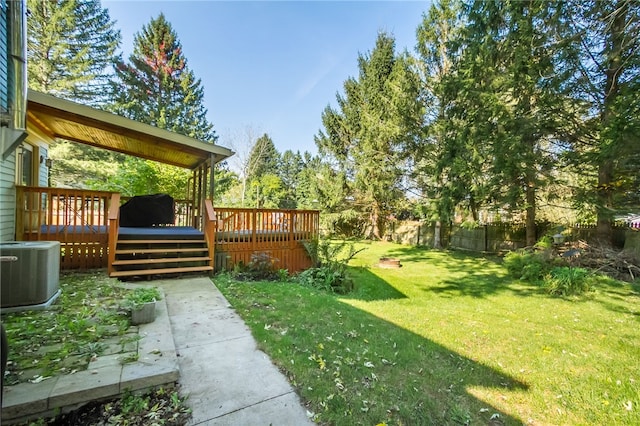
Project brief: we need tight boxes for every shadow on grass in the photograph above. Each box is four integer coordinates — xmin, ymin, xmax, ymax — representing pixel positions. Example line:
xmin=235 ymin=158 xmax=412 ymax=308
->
xmin=219 ymin=279 xmax=530 ymax=425
xmin=371 ymin=245 xmax=541 ymax=299
xmin=333 ymin=298 xmax=530 ymax=424
xmin=342 ymin=266 xmax=408 ymax=301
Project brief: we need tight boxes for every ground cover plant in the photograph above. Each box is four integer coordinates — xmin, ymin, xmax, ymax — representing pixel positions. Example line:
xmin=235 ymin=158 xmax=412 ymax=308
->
xmin=1 ymin=272 xmax=134 ymax=385
xmin=1 ymin=272 xmax=192 ymax=425
xmin=216 ymin=241 xmax=640 ymax=425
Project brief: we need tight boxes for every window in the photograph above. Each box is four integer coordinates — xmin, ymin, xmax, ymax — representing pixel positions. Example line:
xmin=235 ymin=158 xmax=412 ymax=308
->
xmin=17 ymin=143 xmax=33 ymax=186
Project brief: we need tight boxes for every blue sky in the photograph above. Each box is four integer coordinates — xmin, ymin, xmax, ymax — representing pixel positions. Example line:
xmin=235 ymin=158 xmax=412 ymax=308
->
xmin=103 ymin=1 xmax=430 ymax=155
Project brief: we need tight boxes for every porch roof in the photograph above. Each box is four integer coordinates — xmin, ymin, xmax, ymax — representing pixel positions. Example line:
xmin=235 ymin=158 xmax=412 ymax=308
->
xmin=26 ymin=90 xmax=234 ymax=170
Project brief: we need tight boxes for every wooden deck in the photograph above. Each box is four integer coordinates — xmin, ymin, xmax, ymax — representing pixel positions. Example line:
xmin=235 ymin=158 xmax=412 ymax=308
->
xmin=211 ymin=206 xmax=319 ymax=273
xmin=15 ymin=186 xmax=319 ymax=275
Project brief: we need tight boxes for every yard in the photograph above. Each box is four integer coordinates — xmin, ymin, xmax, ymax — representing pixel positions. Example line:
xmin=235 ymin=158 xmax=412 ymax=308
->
xmin=216 ymin=241 xmax=640 ymax=425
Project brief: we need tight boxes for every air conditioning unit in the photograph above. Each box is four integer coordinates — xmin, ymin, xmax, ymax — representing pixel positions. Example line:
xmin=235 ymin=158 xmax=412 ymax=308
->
xmin=1 ymin=241 xmax=60 ymax=311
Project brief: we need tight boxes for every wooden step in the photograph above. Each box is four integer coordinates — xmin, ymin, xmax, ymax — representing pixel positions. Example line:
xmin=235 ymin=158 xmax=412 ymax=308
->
xmin=110 ymin=265 xmax=213 ymax=278
xmin=117 ymin=239 xmax=205 ymax=244
xmin=115 ymin=247 xmax=207 ymax=255
xmin=112 ymin=256 xmax=211 ymax=266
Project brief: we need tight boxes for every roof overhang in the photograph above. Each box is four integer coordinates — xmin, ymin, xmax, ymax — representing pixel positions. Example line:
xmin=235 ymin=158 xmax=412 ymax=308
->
xmin=26 ymin=90 xmax=234 ymax=170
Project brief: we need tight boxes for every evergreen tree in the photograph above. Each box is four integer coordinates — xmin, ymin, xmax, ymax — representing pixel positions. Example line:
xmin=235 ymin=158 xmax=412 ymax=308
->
xmin=27 ymin=0 xmax=121 ymax=105
xmin=451 ymin=0 xmax=569 ymax=245
xmin=278 ymin=150 xmax=304 ymax=209
xmin=246 ymin=134 xmax=280 ymax=183
xmin=414 ymin=0 xmax=472 ymax=246
xmin=107 ymin=14 xmax=218 ymax=198
xmin=244 ymin=134 xmax=282 ymax=208
xmin=316 ymin=32 xmax=423 ymax=239
xmin=111 ymin=13 xmax=216 ymax=142
xmin=561 ymin=0 xmax=640 ymax=244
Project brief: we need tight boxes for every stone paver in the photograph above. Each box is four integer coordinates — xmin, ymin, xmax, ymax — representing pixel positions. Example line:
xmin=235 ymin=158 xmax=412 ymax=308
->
xmin=1 ymin=293 xmax=178 ymax=424
xmin=155 ymin=277 xmax=314 ymax=426
xmin=2 ymin=277 xmax=314 ymax=426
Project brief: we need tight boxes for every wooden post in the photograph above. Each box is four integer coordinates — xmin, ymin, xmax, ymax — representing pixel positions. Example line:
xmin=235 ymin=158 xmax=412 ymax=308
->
xmin=107 ymin=193 xmax=121 ymax=277
xmin=209 ymin=154 xmax=215 ymax=200
xmin=251 ymin=209 xmax=257 ymax=253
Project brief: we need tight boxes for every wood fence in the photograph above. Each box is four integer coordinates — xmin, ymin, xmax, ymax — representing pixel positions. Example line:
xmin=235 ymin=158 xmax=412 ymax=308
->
xmin=212 ymin=207 xmax=319 ymax=273
xmin=390 ymin=219 xmax=635 ymax=253
xmin=16 ymin=187 xmax=319 ymax=273
xmin=16 ymin=186 xmax=115 ymax=269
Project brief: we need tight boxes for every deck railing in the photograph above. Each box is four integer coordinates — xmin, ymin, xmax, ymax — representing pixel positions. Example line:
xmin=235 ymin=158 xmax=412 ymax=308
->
xmin=107 ymin=193 xmax=120 ymax=276
xmin=212 ymin=207 xmax=319 ymax=272
xmin=15 ymin=186 xmax=116 ymax=269
xmin=15 ymin=187 xmax=319 ymax=273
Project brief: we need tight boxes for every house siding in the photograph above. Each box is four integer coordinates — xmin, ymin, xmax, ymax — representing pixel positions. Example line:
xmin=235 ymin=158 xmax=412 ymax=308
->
xmin=1 ymin=0 xmax=8 ymax=116
xmin=1 ymin=0 xmax=16 ymax=241
xmin=0 ymin=152 xmax=16 ymax=241
xmin=38 ymin=146 xmax=48 ymax=186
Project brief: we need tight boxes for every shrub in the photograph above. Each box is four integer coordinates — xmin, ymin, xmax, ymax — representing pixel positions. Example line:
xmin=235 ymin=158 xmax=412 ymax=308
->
xmin=544 ymin=267 xmax=593 ymax=296
xmin=231 ymin=252 xmax=280 ymax=281
xmin=297 ymin=239 xmax=365 ymax=294
xmin=503 ymin=250 xmax=552 ymax=282
xmin=320 ymin=209 xmax=367 ymax=238
xmin=297 ymin=266 xmax=354 ymax=294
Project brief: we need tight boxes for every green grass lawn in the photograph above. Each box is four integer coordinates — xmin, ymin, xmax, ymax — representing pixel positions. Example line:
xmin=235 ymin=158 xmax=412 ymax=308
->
xmin=216 ymin=241 xmax=640 ymax=425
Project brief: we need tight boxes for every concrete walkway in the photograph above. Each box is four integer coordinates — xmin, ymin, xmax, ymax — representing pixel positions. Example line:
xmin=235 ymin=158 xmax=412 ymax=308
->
xmin=156 ymin=277 xmax=314 ymax=426
xmin=1 ymin=276 xmax=314 ymax=425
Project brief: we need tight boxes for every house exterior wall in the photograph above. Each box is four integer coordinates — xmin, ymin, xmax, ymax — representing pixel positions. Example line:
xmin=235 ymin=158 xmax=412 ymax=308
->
xmin=0 ymin=0 xmax=48 ymax=241
xmin=1 ymin=0 xmax=8 ymax=114
xmin=1 ymin=0 xmax=15 ymax=241
xmin=0 ymin=152 xmax=16 ymax=241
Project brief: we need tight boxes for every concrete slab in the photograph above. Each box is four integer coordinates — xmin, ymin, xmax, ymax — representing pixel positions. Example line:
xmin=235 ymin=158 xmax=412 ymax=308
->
xmin=49 ymin=367 xmax=121 ymax=408
xmin=0 ymin=379 xmax=57 ymax=420
xmin=88 ymin=353 xmax=131 ymax=370
xmin=120 ymin=359 xmax=180 ymax=392
xmin=200 ymin=392 xmax=314 ymax=426
xmin=169 ymin=308 xmax=250 ymax=348
xmin=177 ymin=337 xmax=295 ymax=424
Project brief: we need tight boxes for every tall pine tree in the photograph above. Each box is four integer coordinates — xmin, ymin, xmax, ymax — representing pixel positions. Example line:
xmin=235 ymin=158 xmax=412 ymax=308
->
xmin=316 ymin=32 xmax=423 ymax=239
xmin=105 ymin=14 xmax=218 ymax=198
xmin=27 ymin=0 xmax=121 ymax=105
xmin=111 ymin=13 xmax=216 ymax=143
xmin=452 ymin=0 xmax=569 ymax=245
xmin=561 ymin=0 xmax=640 ymax=244
xmin=414 ymin=0 xmax=473 ymax=246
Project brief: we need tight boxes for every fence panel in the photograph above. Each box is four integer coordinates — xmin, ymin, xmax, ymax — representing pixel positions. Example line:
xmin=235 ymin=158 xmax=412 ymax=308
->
xmin=16 ymin=186 xmax=114 ymax=269
xmin=213 ymin=207 xmax=318 ymax=273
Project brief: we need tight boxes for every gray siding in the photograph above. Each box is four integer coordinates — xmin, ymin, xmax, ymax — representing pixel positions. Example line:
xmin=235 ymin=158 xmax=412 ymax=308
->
xmin=38 ymin=146 xmax=48 ymax=186
xmin=1 ymin=0 xmax=8 ymax=115
xmin=1 ymin=0 xmax=15 ymax=241
xmin=0 ymin=152 xmax=17 ymax=241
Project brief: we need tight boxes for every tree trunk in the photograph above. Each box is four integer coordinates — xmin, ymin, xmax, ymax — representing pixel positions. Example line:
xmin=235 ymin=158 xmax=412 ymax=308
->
xmin=525 ymin=180 xmax=537 ymax=247
xmin=596 ymin=160 xmax=614 ymax=245
xmin=369 ymin=202 xmax=382 ymax=240
xmin=596 ymin=1 xmax=626 ymax=246
xmin=434 ymin=220 xmax=442 ymax=249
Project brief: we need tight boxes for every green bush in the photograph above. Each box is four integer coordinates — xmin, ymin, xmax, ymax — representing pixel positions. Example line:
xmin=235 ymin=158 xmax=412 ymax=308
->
xmin=297 ymin=266 xmax=354 ymax=294
xmin=544 ymin=267 xmax=593 ymax=296
xmin=230 ymin=252 xmax=281 ymax=281
xmin=297 ymin=239 xmax=364 ymax=294
xmin=503 ymin=250 xmax=552 ymax=282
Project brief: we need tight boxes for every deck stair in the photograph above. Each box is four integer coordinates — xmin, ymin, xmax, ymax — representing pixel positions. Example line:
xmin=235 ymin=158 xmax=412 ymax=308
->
xmin=110 ymin=227 xmax=212 ymax=279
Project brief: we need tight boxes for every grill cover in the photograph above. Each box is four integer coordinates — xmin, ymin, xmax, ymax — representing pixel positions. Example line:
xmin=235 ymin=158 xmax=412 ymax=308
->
xmin=119 ymin=194 xmax=175 ymax=227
